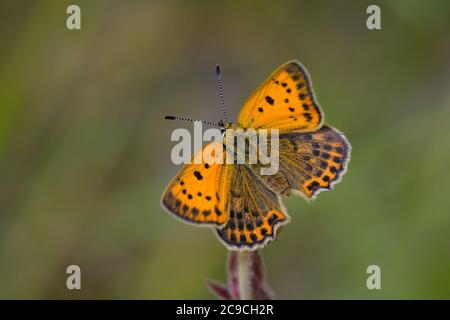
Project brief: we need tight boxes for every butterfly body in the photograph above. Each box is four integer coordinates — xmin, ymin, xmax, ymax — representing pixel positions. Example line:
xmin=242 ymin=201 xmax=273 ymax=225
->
xmin=162 ymin=61 xmax=351 ymax=251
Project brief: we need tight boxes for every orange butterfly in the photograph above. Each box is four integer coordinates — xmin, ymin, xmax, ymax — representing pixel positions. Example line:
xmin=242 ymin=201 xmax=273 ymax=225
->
xmin=161 ymin=61 xmax=351 ymax=251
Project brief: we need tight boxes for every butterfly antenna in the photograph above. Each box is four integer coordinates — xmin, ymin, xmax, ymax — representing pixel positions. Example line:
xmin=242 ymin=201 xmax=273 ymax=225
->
xmin=216 ymin=64 xmax=230 ymax=124
xmin=164 ymin=115 xmax=220 ymax=127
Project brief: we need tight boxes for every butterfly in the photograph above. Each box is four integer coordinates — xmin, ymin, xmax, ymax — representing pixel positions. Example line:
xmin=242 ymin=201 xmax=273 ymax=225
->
xmin=161 ymin=61 xmax=351 ymax=251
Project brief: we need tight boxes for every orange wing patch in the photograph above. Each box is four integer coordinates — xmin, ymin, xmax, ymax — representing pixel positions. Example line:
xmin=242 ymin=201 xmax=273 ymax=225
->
xmin=215 ymin=165 xmax=289 ymax=250
xmin=237 ymin=61 xmax=323 ymax=131
xmin=161 ymin=142 xmax=234 ymax=226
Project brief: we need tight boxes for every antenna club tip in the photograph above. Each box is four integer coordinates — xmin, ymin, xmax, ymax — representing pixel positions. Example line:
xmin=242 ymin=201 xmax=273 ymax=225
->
xmin=164 ymin=115 xmax=176 ymax=120
xmin=215 ymin=64 xmax=221 ymax=76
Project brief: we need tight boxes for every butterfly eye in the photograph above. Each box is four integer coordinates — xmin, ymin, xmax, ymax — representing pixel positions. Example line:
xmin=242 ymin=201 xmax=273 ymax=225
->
xmin=220 ymin=127 xmax=226 ymax=135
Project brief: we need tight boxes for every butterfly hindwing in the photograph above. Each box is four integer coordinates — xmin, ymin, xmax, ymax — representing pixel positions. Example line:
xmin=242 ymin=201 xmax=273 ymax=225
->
xmin=215 ymin=165 xmax=289 ymax=250
xmin=237 ymin=60 xmax=323 ymax=131
xmin=161 ymin=142 xmax=234 ymax=226
xmin=252 ymin=126 xmax=350 ymax=199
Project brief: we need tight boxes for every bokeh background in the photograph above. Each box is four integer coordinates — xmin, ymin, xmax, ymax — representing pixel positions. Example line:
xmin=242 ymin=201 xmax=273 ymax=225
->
xmin=0 ymin=0 xmax=449 ymax=299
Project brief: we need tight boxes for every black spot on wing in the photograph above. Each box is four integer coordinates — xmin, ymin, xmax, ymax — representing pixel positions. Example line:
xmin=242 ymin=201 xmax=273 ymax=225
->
xmin=202 ymin=210 xmax=211 ymax=217
xmin=302 ymin=112 xmax=312 ymax=122
xmin=265 ymin=96 xmax=275 ymax=105
xmin=193 ymin=171 xmax=203 ymax=180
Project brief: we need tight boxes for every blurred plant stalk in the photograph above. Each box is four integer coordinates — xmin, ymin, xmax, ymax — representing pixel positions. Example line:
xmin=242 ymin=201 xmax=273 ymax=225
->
xmin=207 ymin=251 xmax=273 ymax=300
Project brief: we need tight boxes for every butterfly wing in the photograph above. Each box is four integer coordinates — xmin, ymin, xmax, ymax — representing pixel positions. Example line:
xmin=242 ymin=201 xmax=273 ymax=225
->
xmin=161 ymin=142 xmax=234 ymax=226
xmin=215 ymin=164 xmax=290 ymax=251
xmin=253 ymin=126 xmax=351 ymax=199
xmin=237 ymin=61 xmax=323 ymax=131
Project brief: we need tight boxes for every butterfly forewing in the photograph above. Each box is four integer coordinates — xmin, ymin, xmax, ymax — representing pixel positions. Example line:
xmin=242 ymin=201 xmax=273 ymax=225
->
xmin=238 ymin=61 xmax=323 ymax=131
xmin=161 ymin=142 xmax=234 ymax=226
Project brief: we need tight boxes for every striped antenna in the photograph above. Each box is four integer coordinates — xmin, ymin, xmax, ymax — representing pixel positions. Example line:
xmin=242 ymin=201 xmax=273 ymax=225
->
xmin=164 ymin=115 xmax=220 ymax=127
xmin=216 ymin=64 xmax=230 ymax=124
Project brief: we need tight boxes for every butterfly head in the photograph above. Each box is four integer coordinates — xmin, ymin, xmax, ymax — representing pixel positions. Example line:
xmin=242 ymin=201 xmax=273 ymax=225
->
xmin=218 ymin=119 xmax=235 ymax=133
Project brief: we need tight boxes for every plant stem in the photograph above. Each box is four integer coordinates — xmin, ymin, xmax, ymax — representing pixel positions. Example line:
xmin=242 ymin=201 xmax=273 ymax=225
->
xmin=237 ymin=251 xmax=251 ymax=300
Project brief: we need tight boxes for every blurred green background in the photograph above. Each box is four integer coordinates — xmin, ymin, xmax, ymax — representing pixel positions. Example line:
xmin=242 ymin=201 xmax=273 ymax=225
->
xmin=0 ymin=0 xmax=449 ymax=299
